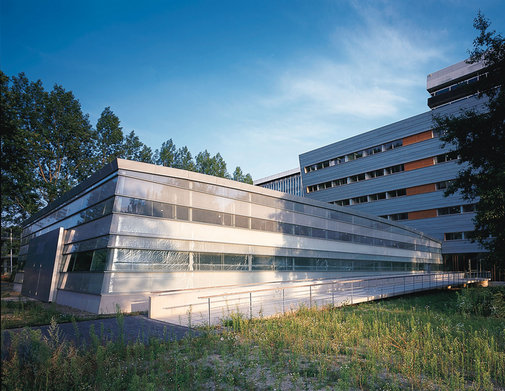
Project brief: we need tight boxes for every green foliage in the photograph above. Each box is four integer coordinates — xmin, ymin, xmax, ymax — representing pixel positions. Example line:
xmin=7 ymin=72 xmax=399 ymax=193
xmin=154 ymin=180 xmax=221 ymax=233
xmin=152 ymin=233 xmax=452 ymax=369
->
xmin=2 ymin=289 xmax=504 ymax=390
xmin=434 ymin=13 xmax=505 ymax=266
xmin=95 ymin=106 xmax=124 ymax=166
xmin=174 ymin=145 xmax=195 ymax=171
xmin=456 ymin=286 xmax=505 ymax=318
xmin=1 ymin=72 xmax=95 ymax=224
xmin=155 ymin=138 xmax=177 ymax=167
xmin=122 ymin=130 xmax=154 ymax=163
xmin=232 ymin=166 xmax=254 ymax=184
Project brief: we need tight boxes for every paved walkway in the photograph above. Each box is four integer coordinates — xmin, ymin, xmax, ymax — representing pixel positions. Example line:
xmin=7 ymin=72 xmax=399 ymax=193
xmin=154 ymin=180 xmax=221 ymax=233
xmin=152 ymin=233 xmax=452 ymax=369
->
xmin=2 ymin=315 xmax=197 ymax=352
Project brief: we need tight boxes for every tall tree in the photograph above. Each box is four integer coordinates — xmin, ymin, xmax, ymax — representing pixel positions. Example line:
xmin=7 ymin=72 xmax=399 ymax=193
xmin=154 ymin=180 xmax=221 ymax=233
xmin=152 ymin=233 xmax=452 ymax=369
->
xmin=1 ymin=72 xmax=44 ymax=224
xmin=232 ymin=166 xmax=253 ymax=184
xmin=174 ymin=146 xmax=195 ymax=171
xmin=1 ymin=72 xmax=96 ymax=225
xmin=434 ymin=12 xmax=505 ymax=266
xmin=195 ymin=150 xmax=230 ymax=178
xmin=122 ymin=130 xmax=153 ymax=163
xmin=95 ymin=106 xmax=124 ymax=167
xmin=155 ymin=139 xmax=177 ymax=167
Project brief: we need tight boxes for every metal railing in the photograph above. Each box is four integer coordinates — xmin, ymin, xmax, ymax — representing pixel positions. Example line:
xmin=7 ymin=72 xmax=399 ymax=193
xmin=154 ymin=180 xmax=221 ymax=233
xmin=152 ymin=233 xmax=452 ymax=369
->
xmin=149 ymin=271 xmax=491 ymax=326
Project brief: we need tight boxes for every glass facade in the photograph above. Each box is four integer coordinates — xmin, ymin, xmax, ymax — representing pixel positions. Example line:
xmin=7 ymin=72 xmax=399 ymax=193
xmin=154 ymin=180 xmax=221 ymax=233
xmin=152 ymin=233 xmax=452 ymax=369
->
xmin=20 ymin=159 xmax=442 ymax=313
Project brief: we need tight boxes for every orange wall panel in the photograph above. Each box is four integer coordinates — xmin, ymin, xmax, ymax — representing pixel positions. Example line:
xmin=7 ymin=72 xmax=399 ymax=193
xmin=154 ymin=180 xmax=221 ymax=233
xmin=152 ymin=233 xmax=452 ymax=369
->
xmin=406 ymin=183 xmax=436 ymax=196
xmin=403 ymin=130 xmax=433 ymax=146
xmin=409 ymin=209 xmax=438 ymax=220
xmin=405 ymin=157 xmax=434 ymax=171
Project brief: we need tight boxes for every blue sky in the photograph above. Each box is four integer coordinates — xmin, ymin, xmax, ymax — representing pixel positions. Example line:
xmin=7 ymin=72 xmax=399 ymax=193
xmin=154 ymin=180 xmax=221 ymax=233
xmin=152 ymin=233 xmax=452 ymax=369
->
xmin=2 ymin=0 xmax=504 ymax=180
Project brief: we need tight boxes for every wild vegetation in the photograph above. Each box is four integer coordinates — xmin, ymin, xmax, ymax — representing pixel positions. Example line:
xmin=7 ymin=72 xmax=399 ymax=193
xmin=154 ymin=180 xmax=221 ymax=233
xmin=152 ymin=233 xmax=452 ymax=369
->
xmin=2 ymin=286 xmax=504 ymax=390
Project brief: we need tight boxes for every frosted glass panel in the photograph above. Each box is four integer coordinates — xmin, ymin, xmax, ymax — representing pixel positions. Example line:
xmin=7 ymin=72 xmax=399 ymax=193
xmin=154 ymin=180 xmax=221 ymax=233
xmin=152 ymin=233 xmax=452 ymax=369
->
xmin=112 ymin=249 xmax=190 ymax=271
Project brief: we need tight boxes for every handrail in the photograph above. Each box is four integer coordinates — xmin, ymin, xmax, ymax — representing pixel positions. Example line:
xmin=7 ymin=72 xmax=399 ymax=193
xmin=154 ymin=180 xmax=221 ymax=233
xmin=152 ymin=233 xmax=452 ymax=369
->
xmin=149 ymin=271 xmax=491 ymax=325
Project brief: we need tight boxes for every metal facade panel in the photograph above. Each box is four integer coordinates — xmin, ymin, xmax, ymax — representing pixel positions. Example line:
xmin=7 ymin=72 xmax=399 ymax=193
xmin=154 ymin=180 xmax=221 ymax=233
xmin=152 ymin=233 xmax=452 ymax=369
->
xmin=21 ymin=228 xmax=65 ymax=301
xmin=305 ymin=163 xmax=462 ymax=203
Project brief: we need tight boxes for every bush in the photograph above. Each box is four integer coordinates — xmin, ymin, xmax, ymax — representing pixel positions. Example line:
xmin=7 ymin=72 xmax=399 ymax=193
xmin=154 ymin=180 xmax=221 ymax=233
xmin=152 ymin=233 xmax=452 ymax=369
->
xmin=456 ymin=286 xmax=505 ymax=318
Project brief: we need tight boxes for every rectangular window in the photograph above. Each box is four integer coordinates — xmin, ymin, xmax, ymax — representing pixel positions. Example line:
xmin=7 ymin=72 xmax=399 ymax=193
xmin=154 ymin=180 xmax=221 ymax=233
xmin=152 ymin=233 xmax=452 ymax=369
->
xmin=312 ymin=228 xmax=326 ymax=239
xmin=389 ymin=213 xmax=408 ymax=221
xmin=192 ymin=209 xmax=223 ymax=225
xmin=352 ymin=196 xmax=368 ymax=204
xmin=436 ymin=180 xmax=453 ymax=190
xmin=384 ymin=139 xmax=403 ymax=151
xmin=152 ymin=202 xmax=174 ymax=219
xmin=387 ymin=189 xmax=406 ymax=198
xmin=445 ymin=232 xmax=463 ymax=241
xmin=235 ymin=215 xmax=250 ymax=229
xmin=176 ymin=206 xmax=189 ymax=221
xmin=294 ymin=225 xmax=311 ymax=237
xmin=463 ymin=204 xmax=476 ymax=213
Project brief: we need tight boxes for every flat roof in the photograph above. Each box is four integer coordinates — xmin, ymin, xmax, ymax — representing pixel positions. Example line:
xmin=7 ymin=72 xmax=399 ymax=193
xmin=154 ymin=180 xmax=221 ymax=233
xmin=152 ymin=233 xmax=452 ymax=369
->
xmin=254 ymin=167 xmax=301 ymax=185
xmin=427 ymin=58 xmax=485 ymax=92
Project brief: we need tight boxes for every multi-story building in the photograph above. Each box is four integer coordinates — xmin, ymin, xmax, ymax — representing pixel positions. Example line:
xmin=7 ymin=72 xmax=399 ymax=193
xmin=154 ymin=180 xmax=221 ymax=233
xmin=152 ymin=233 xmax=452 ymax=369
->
xmin=254 ymin=168 xmax=303 ymax=196
xmin=298 ymin=59 xmax=490 ymax=272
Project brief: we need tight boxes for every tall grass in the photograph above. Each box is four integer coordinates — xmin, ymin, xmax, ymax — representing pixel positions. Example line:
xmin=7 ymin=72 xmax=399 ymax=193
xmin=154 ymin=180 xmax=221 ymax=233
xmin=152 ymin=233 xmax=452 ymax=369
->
xmin=2 ymin=286 xmax=505 ymax=390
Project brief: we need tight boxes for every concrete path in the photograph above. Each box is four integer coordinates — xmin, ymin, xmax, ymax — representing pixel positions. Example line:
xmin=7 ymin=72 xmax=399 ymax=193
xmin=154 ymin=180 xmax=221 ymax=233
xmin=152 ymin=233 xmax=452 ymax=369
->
xmin=2 ymin=315 xmax=197 ymax=352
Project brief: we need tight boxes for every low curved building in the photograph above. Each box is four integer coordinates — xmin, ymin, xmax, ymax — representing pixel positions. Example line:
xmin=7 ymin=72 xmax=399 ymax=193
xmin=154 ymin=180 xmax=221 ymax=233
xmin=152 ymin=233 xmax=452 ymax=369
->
xmin=18 ymin=159 xmax=442 ymax=313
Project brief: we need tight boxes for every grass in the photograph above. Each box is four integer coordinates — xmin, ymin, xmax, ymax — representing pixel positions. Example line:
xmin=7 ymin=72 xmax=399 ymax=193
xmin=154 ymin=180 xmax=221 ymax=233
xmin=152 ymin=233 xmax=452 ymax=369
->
xmin=1 ymin=298 xmax=119 ymax=330
xmin=2 ymin=286 xmax=505 ymax=390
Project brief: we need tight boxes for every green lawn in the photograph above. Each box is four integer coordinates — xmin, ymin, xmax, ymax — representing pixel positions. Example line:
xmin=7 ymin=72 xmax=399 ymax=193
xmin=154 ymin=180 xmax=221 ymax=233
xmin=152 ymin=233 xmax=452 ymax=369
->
xmin=2 ymin=286 xmax=505 ymax=390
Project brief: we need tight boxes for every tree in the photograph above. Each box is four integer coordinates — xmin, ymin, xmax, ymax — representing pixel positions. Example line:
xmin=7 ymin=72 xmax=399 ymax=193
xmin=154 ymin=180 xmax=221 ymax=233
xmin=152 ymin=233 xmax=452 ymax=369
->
xmin=1 ymin=72 xmax=96 ymax=225
xmin=433 ymin=12 xmax=505 ymax=266
xmin=155 ymin=139 xmax=177 ymax=167
xmin=174 ymin=146 xmax=195 ymax=171
xmin=232 ymin=166 xmax=254 ymax=184
xmin=195 ymin=150 xmax=231 ymax=178
xmin=122 ymin=130 xmax=153 ymax=163
xmin=95 ymin=106 xmax=124 ymax=167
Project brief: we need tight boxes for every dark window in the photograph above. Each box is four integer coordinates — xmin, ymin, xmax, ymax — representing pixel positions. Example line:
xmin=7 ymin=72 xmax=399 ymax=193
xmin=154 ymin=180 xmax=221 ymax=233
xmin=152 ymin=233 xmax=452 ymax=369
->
xmin=235 ymin=215 xmax=250 ymax=229
xmin=445 ymin=232 xmax=463 ymax=241
xmin=463 ymin=204 xmax=476 ymax=213
xmin=192 ymin=209 xmax=223 ymax=225
xmin=153 ymin=202 xmax=174 ymax=218
xmin=295 ymin=225 xmax=311 ymax=237
xmin=176 ymin=206 xmax=189 ymax=220
xmin=312 ymin=228 xmax=326 ymax=238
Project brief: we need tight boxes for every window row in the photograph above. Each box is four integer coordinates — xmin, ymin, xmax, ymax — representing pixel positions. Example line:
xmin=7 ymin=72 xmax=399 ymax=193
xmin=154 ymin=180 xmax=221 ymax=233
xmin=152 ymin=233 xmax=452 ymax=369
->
xmin=304 ymin=139 xmax=403 ymax=173
xmin=22 ymin=177 xmax=117 ymax=238
xmin=117 ymin=175 xmax=425 ymax=238
xmin=333 ymin=180 xmax=458 ymax=207
xmin=444 ymin=231 xmax=475 ymax=241
xmin=64 ymin=248 xmax=438 ymax=272
xmin=63 ymin=249 xmax=108 ymax=272
xmin=115 ymin=196 xmax=439 ymax=253
xmin=430 ymin=73 xmax=486 ymax=97
xmin=306 ymin=164 xmax=405 ymax=193
xmin=333 ymin=188 xmax=407 ymax=206
xmin=21 ymin=198 xmax=115 ymax=247
xmin=379 ymin=204 xmax=476 ymax=221
xmin=434 ymin=152 xmax=458 ymax=164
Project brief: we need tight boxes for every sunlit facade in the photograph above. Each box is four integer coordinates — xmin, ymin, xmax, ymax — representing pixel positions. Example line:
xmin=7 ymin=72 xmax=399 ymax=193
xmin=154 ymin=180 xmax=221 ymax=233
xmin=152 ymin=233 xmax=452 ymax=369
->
xmin=19 ymin=159 xmax=442 ymax=313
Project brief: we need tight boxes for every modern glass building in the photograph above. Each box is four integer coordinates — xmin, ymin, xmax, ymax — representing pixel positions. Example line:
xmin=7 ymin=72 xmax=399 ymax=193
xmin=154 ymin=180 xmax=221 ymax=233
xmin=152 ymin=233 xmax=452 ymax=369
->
xmin=18 ymin=159 xmax=441 ymax=313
